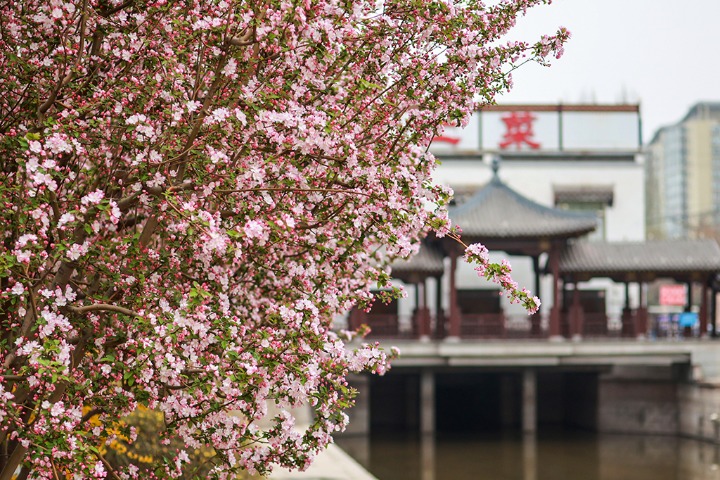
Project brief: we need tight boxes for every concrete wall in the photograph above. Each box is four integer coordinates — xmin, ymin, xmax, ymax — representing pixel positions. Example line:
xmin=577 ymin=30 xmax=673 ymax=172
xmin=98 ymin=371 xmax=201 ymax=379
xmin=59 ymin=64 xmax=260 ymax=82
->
xmin=565 ymin=373 xmax=599 ymax=430
xmin=345 ymin=374 xmax=371 ymax=436
xmin=679 ymin=382 xmax=720 ymax=443
xmin=597 ymin=366 xmax=679 ymax=435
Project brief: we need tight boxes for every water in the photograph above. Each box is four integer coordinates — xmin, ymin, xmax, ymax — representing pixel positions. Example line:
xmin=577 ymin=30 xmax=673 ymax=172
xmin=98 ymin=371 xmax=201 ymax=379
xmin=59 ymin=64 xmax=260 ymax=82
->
xmin=337 ymin=431 xmax=720 ymax=480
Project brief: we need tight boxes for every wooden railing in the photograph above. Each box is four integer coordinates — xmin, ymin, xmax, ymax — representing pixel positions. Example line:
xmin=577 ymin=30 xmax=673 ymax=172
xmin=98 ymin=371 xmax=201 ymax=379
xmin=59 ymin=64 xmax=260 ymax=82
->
xmin=350 ymin=310 xmax=691 ymax=340
xmin=362 ymin=314 xmax=400 ymax=338
xmin=460 ymin=313 xmax=505 ymax=338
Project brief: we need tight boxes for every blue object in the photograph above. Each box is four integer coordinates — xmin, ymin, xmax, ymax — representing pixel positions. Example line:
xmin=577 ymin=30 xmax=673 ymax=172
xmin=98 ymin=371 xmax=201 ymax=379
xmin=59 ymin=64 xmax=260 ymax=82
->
xmin=678 ymin=312 xmax=698 ymax=328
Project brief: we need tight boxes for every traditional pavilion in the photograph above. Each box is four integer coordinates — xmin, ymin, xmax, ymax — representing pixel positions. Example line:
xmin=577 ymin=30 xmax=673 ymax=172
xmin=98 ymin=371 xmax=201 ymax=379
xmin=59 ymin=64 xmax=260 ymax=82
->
xmin=443 ymin=161 xmax=596 ymax=339
xmin=559 ymin=240 xmax=720 ymax=338
xmin=348 ymin=162 xmax=720 ymax=341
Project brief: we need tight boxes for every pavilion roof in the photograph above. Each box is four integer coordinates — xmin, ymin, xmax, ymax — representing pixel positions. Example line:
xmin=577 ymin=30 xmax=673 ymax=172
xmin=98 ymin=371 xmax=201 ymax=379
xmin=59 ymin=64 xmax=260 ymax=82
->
xmin=559 ymin=240 xmax=720 ymax=281
xmin=391 ymin=242 xmax=445 ymax=281
xmin=449 ymin=174 xmax=598 ymax=240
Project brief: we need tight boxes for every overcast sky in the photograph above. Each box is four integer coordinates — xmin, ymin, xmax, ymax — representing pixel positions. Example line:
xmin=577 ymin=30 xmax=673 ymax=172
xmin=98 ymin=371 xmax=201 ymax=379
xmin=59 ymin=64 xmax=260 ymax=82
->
xmin=495 ymin=0 xmax=720 ymax=143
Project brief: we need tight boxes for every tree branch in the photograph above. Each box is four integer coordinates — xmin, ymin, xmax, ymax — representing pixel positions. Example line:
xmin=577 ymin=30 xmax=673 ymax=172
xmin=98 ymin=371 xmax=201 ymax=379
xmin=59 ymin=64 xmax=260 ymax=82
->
xmin=67 ymin=304 xmax=140 ymax=317
xmin=138 ymin=215 xmax=158 ymax=247
xmin=80 ymin=408 xmax=105 ymax=424
xmin=214 ymin=187 xmax=372 ymax=197
xmin=98 ymin=0 xmax=135 ymax=18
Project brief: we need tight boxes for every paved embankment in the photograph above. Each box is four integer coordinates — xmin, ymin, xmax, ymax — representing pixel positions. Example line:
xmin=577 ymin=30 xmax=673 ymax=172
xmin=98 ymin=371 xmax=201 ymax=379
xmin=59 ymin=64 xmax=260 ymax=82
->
xmin=268 ymin=443 xmax=378 ymax=480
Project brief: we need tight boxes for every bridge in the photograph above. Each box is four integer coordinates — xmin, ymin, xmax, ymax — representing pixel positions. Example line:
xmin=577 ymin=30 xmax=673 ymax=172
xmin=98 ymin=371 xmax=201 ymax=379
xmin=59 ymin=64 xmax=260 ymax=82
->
xmin=342 ymin=338 xmax=720 ymax=445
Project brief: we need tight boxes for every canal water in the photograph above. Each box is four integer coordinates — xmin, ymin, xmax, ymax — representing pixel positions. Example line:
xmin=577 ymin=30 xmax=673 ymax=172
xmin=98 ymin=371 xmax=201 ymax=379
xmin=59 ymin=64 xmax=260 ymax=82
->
xmin=337 ymin=430 xmax=720 ymax=480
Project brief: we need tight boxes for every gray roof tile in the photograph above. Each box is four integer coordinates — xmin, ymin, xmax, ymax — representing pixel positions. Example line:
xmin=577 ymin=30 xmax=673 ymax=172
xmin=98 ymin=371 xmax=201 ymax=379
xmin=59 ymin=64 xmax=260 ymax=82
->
xmin=449 ymin=176 xmax=598 ymax=239
xmin=391 ymin=243 xmax=445 ymax=278
xmin=560 ymin=240 xmax=720 ymax=275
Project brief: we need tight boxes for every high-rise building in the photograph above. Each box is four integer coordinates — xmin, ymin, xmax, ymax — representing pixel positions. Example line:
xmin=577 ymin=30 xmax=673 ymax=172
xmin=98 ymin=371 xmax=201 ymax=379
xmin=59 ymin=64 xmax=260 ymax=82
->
xmin=646 ymin=102 xmax=720 ymax=239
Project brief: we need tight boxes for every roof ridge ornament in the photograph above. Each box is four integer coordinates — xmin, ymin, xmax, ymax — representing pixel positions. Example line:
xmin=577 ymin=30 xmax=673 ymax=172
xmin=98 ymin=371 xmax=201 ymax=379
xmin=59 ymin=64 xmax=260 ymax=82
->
xmin=491 ymin=155 xmax=501 ymax=179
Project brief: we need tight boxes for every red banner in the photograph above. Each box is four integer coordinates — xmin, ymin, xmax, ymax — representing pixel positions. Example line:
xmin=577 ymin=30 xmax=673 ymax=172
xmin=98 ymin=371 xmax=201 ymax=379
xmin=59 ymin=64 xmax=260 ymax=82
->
xmin=659 ymin=285 xmax=686 ymax=306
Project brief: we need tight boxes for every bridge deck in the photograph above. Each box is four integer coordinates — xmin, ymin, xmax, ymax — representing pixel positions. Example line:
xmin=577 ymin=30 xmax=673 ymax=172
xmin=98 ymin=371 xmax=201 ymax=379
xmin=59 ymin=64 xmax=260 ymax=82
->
xmin=358 ymin=339 xmax=720 ymax=372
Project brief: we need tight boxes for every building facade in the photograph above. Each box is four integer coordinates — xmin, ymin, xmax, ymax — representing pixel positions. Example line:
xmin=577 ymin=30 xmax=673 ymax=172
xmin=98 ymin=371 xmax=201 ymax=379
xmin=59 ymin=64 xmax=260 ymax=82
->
xmin=646 ymin=102 xmax=720 ymax=240
xmin=346 ymin=104 xmax=654 ymax=337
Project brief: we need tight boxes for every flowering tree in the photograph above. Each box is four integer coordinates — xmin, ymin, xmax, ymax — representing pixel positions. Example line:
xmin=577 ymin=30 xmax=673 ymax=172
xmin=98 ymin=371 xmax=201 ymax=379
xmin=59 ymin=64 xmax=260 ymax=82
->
xmin=0 ymin=0 xmax=563 ymax=478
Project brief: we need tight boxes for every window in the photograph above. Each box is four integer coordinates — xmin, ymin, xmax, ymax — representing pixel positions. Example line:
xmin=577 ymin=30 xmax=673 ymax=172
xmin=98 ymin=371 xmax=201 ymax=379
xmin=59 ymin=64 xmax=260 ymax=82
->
xmin=554 ymin=186 xmax=614 ymax=242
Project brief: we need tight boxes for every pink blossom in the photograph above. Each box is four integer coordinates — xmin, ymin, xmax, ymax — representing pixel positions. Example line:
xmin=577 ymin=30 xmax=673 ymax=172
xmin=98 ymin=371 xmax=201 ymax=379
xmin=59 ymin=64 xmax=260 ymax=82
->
xmin=94 ymin=462 xmax=107 ymax=478
xmin=66 ymin=242 xmax=89 ymax=261
xmin=50 ymin=401 xmax=64 ymax=417
xmin=243 ymin=219 xmax=266 ymax=239
xmin=57 ymin=212 xmax=74 ymax=228
xmin=43 ymin=133 xmax=73 ymax=154
xmin=11 ymin=283 xmax=24 ymax=296
xmin=80 ymin=190 xmax=104 ymax=206
xmin=28 ymin=140 xmax=42 ymax=153
xmin=15 ymin=250 xmax=31 ymax=263
xmin=15 ymin=234 xmax=37 ymax=248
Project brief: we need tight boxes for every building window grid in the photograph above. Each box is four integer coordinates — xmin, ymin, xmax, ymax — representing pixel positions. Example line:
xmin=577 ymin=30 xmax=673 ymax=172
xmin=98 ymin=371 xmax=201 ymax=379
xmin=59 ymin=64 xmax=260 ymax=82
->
xmin=712 ymin=127 xmax=720 ymax=224
xmin=661 ymin=126 xmax=687 ymax=238
xmin=555 ymin=201 xmax=607 ymax=243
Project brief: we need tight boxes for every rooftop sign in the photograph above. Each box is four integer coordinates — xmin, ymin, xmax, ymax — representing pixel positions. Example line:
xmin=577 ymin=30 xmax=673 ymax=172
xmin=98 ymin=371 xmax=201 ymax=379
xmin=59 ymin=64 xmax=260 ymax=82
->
xmin=430 ymin=104 xmax=641 ymax=154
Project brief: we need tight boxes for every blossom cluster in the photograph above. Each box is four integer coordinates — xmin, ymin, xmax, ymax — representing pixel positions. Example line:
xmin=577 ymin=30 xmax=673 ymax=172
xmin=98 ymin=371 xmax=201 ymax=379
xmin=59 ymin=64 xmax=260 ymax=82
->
xmin=465 ymin=243 xmax=541 ymax=314
xmin=0 ymin=0 xmax=565 ymax=478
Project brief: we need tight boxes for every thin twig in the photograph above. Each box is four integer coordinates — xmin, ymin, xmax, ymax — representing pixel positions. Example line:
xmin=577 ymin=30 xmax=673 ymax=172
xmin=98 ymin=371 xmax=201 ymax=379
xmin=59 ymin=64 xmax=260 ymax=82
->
xmin=93 ymin=451 xmax=123 ymax=480
xmin=49 ymin=457 xmax=61 ymax=480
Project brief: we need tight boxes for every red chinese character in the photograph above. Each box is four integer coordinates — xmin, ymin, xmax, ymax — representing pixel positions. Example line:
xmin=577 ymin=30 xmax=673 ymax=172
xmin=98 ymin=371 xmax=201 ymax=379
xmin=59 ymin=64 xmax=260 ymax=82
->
xmin=499 ymin=112 xmax=541 ymax=150
xmin=434 ymin=135 xmax=461 ymax=145
xmin=433 ymin=123 xmax=461 ymax=145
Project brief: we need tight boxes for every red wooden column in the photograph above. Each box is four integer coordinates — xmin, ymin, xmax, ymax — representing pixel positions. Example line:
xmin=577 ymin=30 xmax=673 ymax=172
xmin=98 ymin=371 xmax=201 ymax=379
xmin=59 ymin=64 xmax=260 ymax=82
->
xmin=415 ymin=279 xmax=432 ymax=340
xmin=448 ymin=249 xmax=461 ymax=339
xmin=348 ymin=307 xmax=366 ymax=331
xmin=634 ymin=282 xmax=649 ymax=338
xmin=435 ymin=275 xmax=444 ymax=339
xmin=621 ymin=282 xmax=634 ymax=337
xmin=712 ymin=286 xmax=718 ymax=338
xmin=700 ymin=281 xmax=709 ymax=338
xmin=548 ymin=243 xmax=562 ymax=339
xmin=569 ymin=284 xmax=585 ymax=339
xmin=530 ymin=255 xmax=542 ymax=336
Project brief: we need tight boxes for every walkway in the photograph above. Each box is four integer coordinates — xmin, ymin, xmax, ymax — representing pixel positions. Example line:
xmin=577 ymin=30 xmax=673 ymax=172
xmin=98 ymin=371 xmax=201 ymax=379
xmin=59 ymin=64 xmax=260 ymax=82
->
xmin=268 ymin=442 xmax=378 ymax=480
